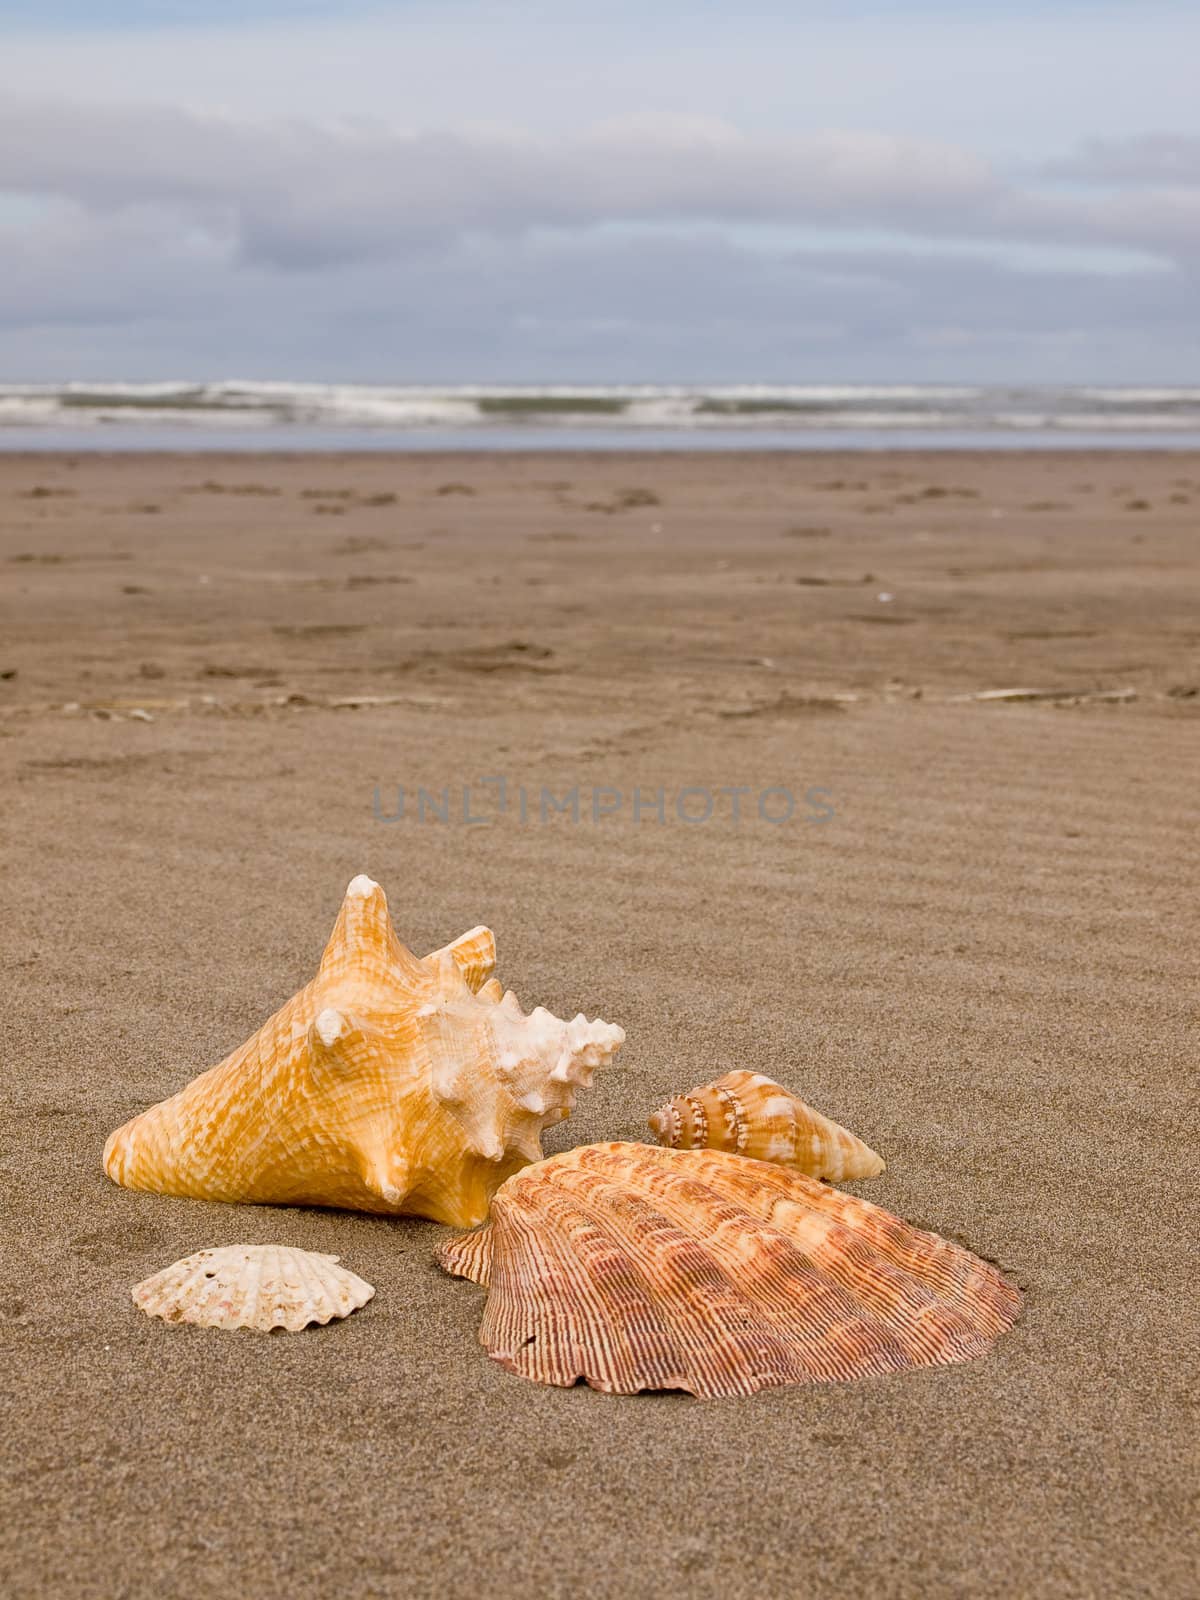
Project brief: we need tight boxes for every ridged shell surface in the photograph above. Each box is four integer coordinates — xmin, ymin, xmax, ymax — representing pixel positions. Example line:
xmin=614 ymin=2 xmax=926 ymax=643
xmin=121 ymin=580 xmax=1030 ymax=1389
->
xmin=648 ymin=1069 xmax=884 ymax=1182
xmin=103 ymin=875 xmax=625 ymax=1227
xmin=132 ymin=1246 xmax=375 ymax=1332
xmin=438 ymin=1142 xmax=1020 ymax=1397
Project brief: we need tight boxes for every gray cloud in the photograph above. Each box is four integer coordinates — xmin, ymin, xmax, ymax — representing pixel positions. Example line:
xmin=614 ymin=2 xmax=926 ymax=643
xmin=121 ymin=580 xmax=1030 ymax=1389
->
xmin=1 ymin=98 xmax=1196 ymax=380
xmin=1047 ymin=133 xmax=1200 ymax=184
xmin=3 ymin=99 xmax=1197 ymax=271
xmin=2 ymin=212 xmax=1193 ymax=384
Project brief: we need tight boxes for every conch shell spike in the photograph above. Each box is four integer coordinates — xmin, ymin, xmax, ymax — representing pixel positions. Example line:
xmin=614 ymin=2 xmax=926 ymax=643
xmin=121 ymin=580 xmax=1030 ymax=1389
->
xmin=429 ymin=924 xmax=497 ymax=993
xmin=314 ymin=1007 xmax=347 ymax=1049
xmin=318 ymin=874 xmax=424 ymax=987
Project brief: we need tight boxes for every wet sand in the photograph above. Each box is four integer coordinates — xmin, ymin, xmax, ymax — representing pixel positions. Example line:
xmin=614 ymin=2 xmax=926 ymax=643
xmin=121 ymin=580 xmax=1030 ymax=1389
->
xmin=1 ymin=450 xmax=1197 ymax=1598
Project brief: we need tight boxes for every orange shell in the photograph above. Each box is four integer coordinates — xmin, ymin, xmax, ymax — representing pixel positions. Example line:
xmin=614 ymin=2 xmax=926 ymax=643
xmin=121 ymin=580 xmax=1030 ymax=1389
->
xmin=648 ymin=1069 xmax=884 ymax=1182
xmin=438 ymin=1142 xmax=1020 ymax=1396
xmin=103 ymin=876 xmax=625 ymax=1227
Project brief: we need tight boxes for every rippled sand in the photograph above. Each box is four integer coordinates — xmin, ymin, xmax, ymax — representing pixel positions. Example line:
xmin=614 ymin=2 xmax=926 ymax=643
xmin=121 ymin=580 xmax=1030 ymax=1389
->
xmin=2 ymin=450 xmax=1197 ymax=1599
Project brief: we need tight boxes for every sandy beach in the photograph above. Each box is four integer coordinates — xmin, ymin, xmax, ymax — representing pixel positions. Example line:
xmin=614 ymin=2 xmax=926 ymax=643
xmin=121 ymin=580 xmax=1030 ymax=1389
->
xmin=1 ymin=448 xmax=1197 ymax=1598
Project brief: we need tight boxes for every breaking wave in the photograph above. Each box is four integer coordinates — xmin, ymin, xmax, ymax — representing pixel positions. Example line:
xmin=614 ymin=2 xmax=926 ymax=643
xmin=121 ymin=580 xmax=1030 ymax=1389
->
xmin=3 ymin=382 xmax=1200 ymax=442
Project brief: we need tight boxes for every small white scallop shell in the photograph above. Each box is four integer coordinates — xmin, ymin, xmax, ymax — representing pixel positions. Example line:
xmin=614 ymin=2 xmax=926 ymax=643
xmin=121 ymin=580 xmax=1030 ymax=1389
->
xmin=132 ymin=1245 xmax=375 ymax=1332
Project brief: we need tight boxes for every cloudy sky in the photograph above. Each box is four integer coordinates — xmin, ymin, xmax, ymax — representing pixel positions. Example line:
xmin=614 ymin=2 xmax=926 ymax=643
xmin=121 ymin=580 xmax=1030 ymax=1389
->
xmin=2 ymin=1 xmax=1198 ymax=383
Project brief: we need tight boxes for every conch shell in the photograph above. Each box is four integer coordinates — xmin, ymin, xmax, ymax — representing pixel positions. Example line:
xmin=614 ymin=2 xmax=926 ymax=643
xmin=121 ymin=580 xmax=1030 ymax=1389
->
xmin=132 ymin=1245 xmax=375 ymax=1332
xmin=104 ymin=875 xmax=625 ymax=1227
xmin=439 ymin=1142 xmax=1019 ymax=1396
xmin=648 ymin=1069 xmax=884 ymax=1182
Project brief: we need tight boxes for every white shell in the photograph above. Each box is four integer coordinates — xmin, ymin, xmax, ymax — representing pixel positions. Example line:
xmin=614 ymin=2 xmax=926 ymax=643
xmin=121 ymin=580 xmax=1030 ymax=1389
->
xmin=132 ymin=1246 xmax=375 ymax=1332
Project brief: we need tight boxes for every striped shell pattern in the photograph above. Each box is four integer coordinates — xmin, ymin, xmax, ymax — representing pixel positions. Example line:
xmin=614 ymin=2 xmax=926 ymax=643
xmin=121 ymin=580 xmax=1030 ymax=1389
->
xmin=438 ymin=1142 xmax=1020 ymax=1397
xmin=648 ymin=1069 xmax=885 ymax=1183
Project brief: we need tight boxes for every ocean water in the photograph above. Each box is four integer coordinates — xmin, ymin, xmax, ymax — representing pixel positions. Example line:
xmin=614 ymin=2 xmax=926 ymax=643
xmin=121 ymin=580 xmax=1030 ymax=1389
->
xmin=2 ymin=382 xmax=1200 ymax=450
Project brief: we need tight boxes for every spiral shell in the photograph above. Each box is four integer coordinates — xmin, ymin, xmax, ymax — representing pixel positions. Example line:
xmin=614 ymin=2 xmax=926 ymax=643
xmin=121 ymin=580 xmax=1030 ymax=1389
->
xmin=648 ymin=1069 xmax=884 ymax=1182
xmin=132 ymin=1246 xmax=375 ymax=1332
xmin=104 ymin=875 xmax=625 ymax=1227
xmin=438 ymin=1142 xmax=1020 ymax=1397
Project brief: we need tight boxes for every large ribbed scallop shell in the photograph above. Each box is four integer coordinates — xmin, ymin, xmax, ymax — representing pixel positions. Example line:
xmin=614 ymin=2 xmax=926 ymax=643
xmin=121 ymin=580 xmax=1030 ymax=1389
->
xmin=103 ymin=875 xmax=625 ymax=1227
xmin=438 ymin=1142 xmax=1020 ymax=1396
xmin=132 ymin=1246 xmax=375 ymax=1332
xmin=648 ymin=1069 xmax=884 ymax=1182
